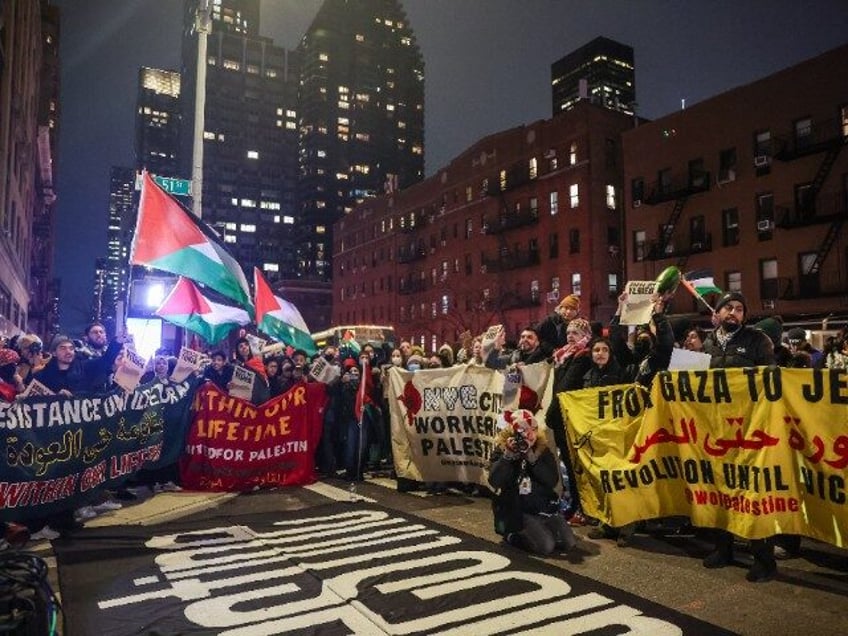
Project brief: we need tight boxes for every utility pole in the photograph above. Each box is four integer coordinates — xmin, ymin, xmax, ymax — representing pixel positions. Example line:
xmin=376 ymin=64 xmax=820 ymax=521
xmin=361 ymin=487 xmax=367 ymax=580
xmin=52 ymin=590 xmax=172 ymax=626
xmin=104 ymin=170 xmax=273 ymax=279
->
xmin=191 ymin=0 xmax=211 ymax=219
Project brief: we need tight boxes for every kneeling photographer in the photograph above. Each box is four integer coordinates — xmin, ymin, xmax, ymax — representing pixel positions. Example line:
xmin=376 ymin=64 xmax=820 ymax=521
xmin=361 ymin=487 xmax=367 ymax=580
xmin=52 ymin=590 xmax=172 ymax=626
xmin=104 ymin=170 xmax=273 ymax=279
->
xmin=488 ymin=410 xmax=576 ymax=556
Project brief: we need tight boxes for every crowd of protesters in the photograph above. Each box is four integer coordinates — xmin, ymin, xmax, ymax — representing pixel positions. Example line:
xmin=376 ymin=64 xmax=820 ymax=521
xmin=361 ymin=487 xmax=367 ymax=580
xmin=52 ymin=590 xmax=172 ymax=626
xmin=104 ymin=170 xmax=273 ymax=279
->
xmin=2 ymin=296 xmax=847 ymax=576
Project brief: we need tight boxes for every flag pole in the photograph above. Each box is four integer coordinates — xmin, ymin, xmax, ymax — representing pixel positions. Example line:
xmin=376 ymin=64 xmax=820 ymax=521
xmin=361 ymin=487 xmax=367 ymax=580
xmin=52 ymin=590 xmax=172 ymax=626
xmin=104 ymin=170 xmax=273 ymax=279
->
xmin=356 ymin=356 xmax=367 ymax=483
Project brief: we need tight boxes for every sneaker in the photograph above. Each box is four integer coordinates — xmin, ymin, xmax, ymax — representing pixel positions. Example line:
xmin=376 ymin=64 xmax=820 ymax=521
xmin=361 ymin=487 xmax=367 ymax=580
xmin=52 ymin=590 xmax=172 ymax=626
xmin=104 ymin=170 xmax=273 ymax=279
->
xmin=30 ymin=525 xmax=61 ymax=541
xmin=74 ymin=506 xmax=98 ymax=521
xmin=92 ymin=500 xmax=123 ymax=513
xmin=154 ymin=481 xmax=182 ymax=493
xmin=746 ymin=558 xmax=777 ymax=583
xmin=566 ymin=511 xmax=588 ymax=527
xmin=702 ymin=548 xmax=733 ymax=569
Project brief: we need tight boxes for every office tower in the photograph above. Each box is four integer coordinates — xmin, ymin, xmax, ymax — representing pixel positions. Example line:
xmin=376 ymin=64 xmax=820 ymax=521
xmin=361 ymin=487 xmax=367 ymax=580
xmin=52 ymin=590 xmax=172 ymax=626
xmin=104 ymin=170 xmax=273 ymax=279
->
xmin=136 ymin=67 xmax=181 ymax=177
xmin=181 ymin=0 xmax=301 ymax=282
xmin=298 ymin=0 xmax=425 ymax=282
xmin=100 ymin=166 xmax=136 ymax=324
xmin=551 ymin=36 xmax=635 ymax=116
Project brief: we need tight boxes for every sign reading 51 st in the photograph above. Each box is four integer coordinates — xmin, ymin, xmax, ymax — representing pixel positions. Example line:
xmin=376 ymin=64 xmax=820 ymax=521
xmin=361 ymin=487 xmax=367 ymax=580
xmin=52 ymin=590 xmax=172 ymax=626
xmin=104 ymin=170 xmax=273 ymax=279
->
xmin=135 ymin=173 xmax=192 ymax=197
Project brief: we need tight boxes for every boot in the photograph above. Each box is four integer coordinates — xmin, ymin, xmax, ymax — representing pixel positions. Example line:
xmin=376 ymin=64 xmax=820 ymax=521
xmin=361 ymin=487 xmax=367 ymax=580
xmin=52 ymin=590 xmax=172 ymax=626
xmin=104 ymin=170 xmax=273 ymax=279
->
xmin=703 ymin=530 xmax=734 ymax=568
xmin=747 ymin=539 xmax=777 ymax=582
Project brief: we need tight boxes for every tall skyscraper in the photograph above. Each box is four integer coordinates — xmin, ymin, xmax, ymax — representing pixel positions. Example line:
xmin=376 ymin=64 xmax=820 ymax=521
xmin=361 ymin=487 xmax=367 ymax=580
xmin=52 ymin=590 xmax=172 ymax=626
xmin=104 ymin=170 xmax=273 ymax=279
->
xmin=551 ymin=36 xmax=635 ymax=116
xmin=297 ymin=0 xmax=425 ymax=282
xmin=100 ymin=166 xmax=136 ymax=324
xmin=136 ymin=67 xmax=181 ymax=177
xmin=181 ymin=0 xmax=301 ymax=282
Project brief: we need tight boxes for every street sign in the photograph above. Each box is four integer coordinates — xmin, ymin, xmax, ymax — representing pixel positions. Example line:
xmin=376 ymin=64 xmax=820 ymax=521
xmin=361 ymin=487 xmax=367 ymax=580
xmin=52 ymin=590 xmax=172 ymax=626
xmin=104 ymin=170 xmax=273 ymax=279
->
xmin=135 ymin=173 xmax=193 ymax=196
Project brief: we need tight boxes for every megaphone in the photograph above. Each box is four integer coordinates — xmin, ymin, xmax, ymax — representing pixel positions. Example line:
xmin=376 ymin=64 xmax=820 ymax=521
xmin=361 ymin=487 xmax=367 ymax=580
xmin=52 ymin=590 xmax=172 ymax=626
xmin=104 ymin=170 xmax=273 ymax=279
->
xmin=655 ymin=265 xmax=682 ymax=298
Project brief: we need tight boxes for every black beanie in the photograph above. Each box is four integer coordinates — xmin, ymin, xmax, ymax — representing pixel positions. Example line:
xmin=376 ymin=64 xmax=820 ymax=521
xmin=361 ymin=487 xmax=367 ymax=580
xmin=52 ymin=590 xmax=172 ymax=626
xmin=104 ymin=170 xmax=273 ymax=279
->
xmin=714 ymin=291 xmax=747 ymax=316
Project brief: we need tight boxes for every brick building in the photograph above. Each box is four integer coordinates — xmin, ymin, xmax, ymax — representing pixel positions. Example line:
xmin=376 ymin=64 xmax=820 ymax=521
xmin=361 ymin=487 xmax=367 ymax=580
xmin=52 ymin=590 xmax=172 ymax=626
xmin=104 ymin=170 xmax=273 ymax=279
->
xmin=332 ymin=101 xmax=635 ymax=351
xmin=622 ymin=44 xmax=848 ymax=324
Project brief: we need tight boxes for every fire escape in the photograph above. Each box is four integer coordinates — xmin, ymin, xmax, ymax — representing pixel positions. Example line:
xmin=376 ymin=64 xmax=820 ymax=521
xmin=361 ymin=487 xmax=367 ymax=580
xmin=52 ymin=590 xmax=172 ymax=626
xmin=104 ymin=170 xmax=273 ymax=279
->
xmin=774 ymin=117 xmax=847 ymax=297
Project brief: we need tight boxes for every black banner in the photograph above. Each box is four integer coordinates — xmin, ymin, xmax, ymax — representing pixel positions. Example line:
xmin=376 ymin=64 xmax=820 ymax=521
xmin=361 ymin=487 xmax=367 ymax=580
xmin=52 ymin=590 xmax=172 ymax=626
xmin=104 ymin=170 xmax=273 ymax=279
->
xmin=0 ymin=379 xmax=197 ymax=521
xmin=54 ymin=503 xmax=735 ymax=635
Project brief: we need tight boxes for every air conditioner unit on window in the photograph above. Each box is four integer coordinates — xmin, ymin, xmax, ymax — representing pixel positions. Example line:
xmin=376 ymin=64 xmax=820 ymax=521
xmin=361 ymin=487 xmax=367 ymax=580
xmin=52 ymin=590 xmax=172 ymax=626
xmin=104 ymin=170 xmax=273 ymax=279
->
xmin=633 ymin=199 xmax=641 ymax=208
xmin=754 ymin=155 xmax=771 ymax=168
xmin=757 ymin=219 xmax=772 ymax=232
xmin=691 ymin=242 xmax=703 ymax=250
xmin=543 ymin=149 xmax=556 ymax=159
xmin=546 ymin=291 xmax=559 ymax=303
xmin=664 ymin=243 xmax=674 ymax=255
xmin=763 ymin=299 xmax=776 ymax=310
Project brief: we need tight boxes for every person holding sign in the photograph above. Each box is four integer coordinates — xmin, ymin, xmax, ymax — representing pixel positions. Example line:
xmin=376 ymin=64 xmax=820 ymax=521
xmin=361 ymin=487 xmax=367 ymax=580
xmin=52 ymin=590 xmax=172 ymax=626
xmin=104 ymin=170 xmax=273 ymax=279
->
xmin=488 ymin=409 xmax=576 ymax=556
xmin=701 ymin=291 xmax=777 ymax=582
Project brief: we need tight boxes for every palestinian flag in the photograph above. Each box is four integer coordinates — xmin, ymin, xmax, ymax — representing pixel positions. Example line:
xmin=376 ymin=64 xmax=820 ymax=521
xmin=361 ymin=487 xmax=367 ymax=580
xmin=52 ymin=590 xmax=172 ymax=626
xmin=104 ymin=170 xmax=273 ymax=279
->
xmin=131 ymin=171 xmax=252 ymax=310
xmin=253 ymin=267 xmax=317 ymax=355
xmin=340 ymin=329 xmax=361 ymax=355
xmin=155 ymin=277 xmax=250 ymax=343
xmin=683 ymin=269 xmax=723 ymax=296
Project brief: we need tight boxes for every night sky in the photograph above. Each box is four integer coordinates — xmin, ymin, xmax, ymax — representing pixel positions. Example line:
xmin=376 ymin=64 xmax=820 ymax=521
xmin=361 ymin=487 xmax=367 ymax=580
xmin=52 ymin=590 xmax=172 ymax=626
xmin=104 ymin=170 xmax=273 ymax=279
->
xmin=52 ymin=0 xmax=848 ymax=335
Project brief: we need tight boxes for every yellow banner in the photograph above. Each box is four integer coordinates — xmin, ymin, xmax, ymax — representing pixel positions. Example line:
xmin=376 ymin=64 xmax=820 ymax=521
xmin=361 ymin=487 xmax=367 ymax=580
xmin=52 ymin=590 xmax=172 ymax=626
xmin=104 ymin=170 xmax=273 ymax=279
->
xmin=559 ymin=368 xmax=848 ymax=547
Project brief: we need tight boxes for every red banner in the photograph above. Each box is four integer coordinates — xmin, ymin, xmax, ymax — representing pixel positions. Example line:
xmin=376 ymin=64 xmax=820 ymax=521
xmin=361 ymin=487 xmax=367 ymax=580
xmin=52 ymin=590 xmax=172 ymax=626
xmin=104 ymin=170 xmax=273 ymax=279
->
xmin=179 ymin=382 xmax=327 ymax=491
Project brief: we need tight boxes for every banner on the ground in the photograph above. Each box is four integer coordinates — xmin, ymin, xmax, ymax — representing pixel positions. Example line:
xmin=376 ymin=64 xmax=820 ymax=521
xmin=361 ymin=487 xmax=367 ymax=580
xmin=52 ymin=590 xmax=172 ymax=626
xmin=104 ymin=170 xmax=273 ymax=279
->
xmin=387 ymin=364 xmax=554 ymax=485
xmin=179 ymin=383 xmax=326 ymax=491
xmin=559 ymin=368 xmax=848 ymax=547
xmin=0 ymin=379 xmax=196 ymax=522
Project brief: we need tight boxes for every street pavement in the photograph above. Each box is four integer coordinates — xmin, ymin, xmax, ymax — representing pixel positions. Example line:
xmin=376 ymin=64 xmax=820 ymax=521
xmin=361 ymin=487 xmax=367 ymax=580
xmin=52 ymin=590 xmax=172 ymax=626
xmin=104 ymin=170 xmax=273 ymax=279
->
xmin=27 ymin=476 xmax=848 ymax=635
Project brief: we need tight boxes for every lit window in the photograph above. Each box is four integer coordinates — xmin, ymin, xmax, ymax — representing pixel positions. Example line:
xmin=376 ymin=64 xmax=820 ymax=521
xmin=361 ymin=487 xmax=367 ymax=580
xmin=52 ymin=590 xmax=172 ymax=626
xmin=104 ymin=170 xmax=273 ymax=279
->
xmin=499 ymin=170 xmax=507 ymax=190
xmin=317 ymin=150 xmax=327 ymax=158
xmin=286 ymin=121 xmax=296 ymax=130
xmin=247 ymin=150 xmax=259 ymax=159
xmin=570 ymin=184 xmax=579 ymax=208
xmin=265 ymin=69 xmax=277 ymax=78
xmin=203 ymin=131 xmax=215 ymax=140
xmin=230 ymin=198 xmax=238 ymax=206
xmin=223 ymin=59 xmax=240 ymax=71
xmin=263 ymin=263 xmax=279 ymax=272
xmin=224 ymin=235 xmax=237 ymax=244
xmin=283 ymin=215 xmax=294 ymax=224
xmin=569 ymin=142 xmax=577 ymax=165
xmin=240 ymin=199 xmax=256 ymax=208
xmin=606 ymin=185 xmax=616 ymax=210
xmin=571 ymin=273 xmax=581 ymax=295
xmin=316 ymin=225 xmax=326 ymax=234
xmin=386 ymin=104 xmax=395 ymax=111
xmin=355 ymin=34 xmax=365 ymax=42
xmin=225 ymin=222 xmax=237 ymax=230
xmin=276 ymin=108 xmax=283 ymax=115
xmin=319 ymin=53 xmax=329 ymax=62
xmin=550 ymin=191 xmax=559 ymax=215
xmin=529 ymin=157 xmax=538 ymax=179
xmin=286 ymin=109 xmax=296 ymax=118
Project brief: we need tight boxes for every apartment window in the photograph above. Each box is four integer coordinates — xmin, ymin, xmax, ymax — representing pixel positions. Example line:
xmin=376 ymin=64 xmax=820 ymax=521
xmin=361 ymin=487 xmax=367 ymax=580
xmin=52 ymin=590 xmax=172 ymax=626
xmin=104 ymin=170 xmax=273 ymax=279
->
xmin=499 ymin=170 xmax=507 ymax=190
xmin=569 ymin=142 xmax=578 ymax=165
xmin=246 ymin=150 xmax=259 ymax=159
xmin=465 ymin=254 xmax=472 ymax=275
xmin=606 ymin=185 xmax=616 ymax=210
xmin=756 ymin=193 xmax=775 ymax=240
xmin=760 ymin=258 xmax=779 ymax=300
xmin=795 ymin=183 xmax=814 ymax=219
xmin=569 ymin=184 xmax=579 ymax=209
xmin=631 ymin=178 xmax=644 ymax=205
xmin=608 ymin=273 xmax=618 ymax=296
xmin=718 ymin=148 xmax=737 ymax=182
xmin=633 ymin=230 xmax=647 ymax=262
xmin=754 ymin=130 xmax=771 ymax=157
xmin=571 ymin=273 xmax=581 ymax=295
xmin=465 ymin=185 xmax=473 ymax=202
xmin=841 ymin=105 xmax=848 ymax=137
xmin=604 ymin=138 xmax=616 ymax=168
xmin=529 ymin=157 xmax=538 ymax=179
xmin=530 ymin=280 xmax=540 ymax=303
xmin=549 ymin=191 xmax=559 ymax=215
xmin=658 ymin=168 xmax=672 ymax=195
xmin=465 ymin=218 xmax=473 ymax=238
xmin=240 ymin=224 xmax=256 ymax=232
xmin=726 ymin=270 xmax=742 ymax=293
xmin=722 ymin=208 xmax=739 ymax=246
xmin=569 ymin=229 xmax=580 ymax=254
xmin=794 ymin=117 xmax=812 ymax=149
xmin=441 ymin=295 xmax=449 ymax=315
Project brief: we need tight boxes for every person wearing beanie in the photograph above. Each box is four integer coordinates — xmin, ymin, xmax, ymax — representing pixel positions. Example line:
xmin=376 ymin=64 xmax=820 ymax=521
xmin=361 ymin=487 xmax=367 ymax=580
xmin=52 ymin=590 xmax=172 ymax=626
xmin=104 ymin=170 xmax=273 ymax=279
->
xmin=702 ymin=290 xmax=777 ymax=582
xmin=754 ymin=316 xmax=791 ymax=366
xmin=536 ymin=294 xmax=581 ymax=356
xmin=786 ymin=327 xmax=824 ymax=368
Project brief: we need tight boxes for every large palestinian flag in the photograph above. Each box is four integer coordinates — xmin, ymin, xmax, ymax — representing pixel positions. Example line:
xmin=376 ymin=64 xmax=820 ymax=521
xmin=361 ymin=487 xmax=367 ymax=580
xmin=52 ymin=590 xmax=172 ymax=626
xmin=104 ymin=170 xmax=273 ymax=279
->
xmin=253 ymin=267 xmax=317 ymax=355
xmin=155 ymin=277 xmax=250 ymax=343
xmin=131 ymin=171 xmax=252 ymax=310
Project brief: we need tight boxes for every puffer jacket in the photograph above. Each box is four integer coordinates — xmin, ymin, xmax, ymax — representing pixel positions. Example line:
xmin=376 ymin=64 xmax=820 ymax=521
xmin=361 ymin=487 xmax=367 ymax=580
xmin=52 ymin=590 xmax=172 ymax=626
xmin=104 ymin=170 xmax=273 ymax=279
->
xmin=703 ymin=325 xmax=775 ymax=368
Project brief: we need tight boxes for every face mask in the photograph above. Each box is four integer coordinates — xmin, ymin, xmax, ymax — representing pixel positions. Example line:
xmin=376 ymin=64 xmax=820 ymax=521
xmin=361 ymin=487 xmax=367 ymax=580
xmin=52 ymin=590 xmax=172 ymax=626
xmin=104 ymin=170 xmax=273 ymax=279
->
xmin=324 ymin=354 xmax=334 ymax=362
xmin=407 ymin=363 xmax=420 ymax=372
xmin=634 ymin=339 xmax=651 ymax=359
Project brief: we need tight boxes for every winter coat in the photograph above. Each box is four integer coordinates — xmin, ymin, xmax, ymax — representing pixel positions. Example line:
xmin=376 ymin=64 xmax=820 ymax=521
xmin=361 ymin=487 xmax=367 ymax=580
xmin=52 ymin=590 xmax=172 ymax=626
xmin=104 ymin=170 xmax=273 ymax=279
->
xmin=702 ymin=325 xmax=775 ymax=369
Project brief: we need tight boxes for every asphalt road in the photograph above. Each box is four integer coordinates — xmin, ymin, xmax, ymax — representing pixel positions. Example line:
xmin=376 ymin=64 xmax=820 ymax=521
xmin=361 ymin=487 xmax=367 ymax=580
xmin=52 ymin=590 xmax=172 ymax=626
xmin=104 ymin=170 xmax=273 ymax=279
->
xmin=31 ymin=476 xmax=848 ymax=635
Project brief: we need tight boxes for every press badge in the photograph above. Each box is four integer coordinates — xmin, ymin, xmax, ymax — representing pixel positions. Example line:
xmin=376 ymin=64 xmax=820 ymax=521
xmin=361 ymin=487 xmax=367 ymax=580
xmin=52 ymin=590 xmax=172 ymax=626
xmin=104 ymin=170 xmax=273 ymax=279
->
xmin=519 ymin=476 xmax=532 ymax=494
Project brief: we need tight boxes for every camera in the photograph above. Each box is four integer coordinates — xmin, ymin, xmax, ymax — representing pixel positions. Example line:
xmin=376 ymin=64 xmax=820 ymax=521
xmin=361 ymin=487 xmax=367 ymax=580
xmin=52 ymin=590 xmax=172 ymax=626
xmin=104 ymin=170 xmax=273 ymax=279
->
xmin=512 ymin=433 xmax=529 ymax=454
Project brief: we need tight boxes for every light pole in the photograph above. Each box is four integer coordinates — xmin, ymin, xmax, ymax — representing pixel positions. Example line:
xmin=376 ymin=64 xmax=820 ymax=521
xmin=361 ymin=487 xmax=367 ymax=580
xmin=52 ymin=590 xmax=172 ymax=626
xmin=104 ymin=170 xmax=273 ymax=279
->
xmin=191 ymin=0 xmax=211 ymax=219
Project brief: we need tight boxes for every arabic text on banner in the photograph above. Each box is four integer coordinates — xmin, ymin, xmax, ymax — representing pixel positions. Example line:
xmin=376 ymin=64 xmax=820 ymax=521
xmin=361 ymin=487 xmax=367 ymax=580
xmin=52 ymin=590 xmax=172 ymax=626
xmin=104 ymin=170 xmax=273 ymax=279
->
xmin=558 ymin=368 xmax=848 ymax=547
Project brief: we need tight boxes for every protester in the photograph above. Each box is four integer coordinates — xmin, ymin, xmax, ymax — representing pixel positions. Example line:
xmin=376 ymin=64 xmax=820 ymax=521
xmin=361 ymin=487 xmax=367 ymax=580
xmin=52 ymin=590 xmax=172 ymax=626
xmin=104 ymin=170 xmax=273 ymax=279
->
xmin=0 ymin=348 xmax=24 ymax=401
xmin=537 ymin=294 xmax=581 ymax=356
xmin=14 ymin=334 xmax=48 ymax=383
xmin=701 ymin=291 xmax=777 ymax=582
xmin=488 ymin=409 xmax=576 ymax=556
xmin=824 ymin=331 xmax=848 ymax=369
xmin=754 ymin=316 xmax=791 ymax=366
xmin=582 ymin=337 xmax=625 ymax=388
xmin=76 ymin=321 xmax=109 ymax=360
xmin=682 ymin=326 xmax=707 ymax=352
xmin=202 ymin=350 xmax=233 ymax=390
xmin=485 ymin=326 xmax=547 ymax=370
xmin=786 ymin=327 xmax=824 ymax=368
